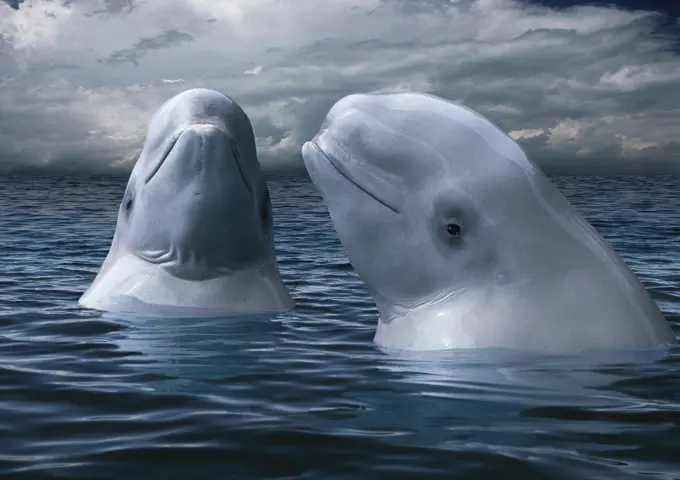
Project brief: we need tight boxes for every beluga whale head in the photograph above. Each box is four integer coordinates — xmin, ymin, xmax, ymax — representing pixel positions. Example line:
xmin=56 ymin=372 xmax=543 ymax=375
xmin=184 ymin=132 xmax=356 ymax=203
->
xmin=302 ymin=91 xmax=675 ymax=353
xmin=80 ymin=88 xmax=295 ymax=316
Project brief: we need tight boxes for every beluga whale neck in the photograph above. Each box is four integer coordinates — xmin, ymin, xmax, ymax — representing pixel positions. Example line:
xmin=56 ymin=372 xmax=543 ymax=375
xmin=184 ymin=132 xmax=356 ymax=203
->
xmin=80 ymin=88 xmax=295 ymax=317
xmin=301 ymin=91 xmax=676 ymax=353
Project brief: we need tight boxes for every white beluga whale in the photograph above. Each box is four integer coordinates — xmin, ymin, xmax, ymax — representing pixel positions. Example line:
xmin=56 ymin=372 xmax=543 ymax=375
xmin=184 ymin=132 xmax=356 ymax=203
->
xmin=301 ymin=91 xmax=676 ymax=353
xmin=80 ymin=88 xmax=294 ymax=316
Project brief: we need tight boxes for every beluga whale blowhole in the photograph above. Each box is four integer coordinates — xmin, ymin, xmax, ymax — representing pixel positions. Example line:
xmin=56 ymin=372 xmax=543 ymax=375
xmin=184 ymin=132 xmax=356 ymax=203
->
xmin=80 ymin=88 xmax=295 ymax=317
xmin=301 ymin=91 xmax=676 ymax=353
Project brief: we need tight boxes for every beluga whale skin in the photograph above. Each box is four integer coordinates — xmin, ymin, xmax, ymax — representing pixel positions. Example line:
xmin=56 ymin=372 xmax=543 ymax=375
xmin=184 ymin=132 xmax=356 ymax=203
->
xmin=301 ymin=91 xmax=676 ymax=353
xmin=80 ymin=88 xmax=294 ymax=316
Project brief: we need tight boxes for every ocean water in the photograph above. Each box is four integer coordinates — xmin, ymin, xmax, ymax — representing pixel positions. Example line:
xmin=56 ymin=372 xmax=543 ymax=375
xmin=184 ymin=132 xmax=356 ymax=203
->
xmin=1 ymin=173 xmax=679 ymax=479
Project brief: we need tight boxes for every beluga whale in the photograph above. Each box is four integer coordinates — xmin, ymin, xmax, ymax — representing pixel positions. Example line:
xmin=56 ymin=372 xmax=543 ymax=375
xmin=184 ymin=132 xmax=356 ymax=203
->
xmin=80 ymin=88 xmax=295 ymax=317
xmin=301 ymin=91 xmax=676 ymax=353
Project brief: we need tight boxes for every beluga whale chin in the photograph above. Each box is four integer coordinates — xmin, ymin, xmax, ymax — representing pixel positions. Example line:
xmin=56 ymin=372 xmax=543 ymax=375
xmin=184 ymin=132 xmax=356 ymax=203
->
xmin=301 ymin=91 xmax=676 ymax=353
xmin=79 ymin=88 xmax=294 ymax=316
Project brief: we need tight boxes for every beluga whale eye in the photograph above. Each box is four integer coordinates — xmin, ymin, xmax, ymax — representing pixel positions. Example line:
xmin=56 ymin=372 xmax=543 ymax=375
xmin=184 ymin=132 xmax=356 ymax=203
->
xmin=260 ymin=187 xmax=270 ymax=222
xmin=430 ymin=197 xmax=469 ymax=251
xmin=121 ymin=188 xmax=134 ymax=218
xmin=446 ymin=223 xmax=461 ymax=237
xmin=259 ymin=186 xmax=272 ymax=242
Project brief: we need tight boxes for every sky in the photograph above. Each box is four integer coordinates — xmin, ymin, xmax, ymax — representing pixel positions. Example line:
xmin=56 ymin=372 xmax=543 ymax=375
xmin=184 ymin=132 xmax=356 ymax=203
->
xmin=0 ymin=0 xmax=679 ymax=175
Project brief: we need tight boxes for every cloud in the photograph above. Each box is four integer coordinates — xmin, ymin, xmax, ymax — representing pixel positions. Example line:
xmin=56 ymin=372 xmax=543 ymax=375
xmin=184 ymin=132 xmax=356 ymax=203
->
xmin=92 ymin=0 xmax=135 ymax=16
xmin=0 ymin=0 xmax=679 ymax=175
xmin=97 ymin=29 xmax=194 ymax=66
xmin=2 ymin=0 xmax=22 ymax=10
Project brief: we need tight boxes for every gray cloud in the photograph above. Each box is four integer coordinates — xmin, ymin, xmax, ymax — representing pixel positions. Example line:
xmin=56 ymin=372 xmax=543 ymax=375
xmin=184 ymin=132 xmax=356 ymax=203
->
xmin=0 ymin=37 xmax=21 ymax=79
xmin=1 ymin=0 xmax=679 ymax=175
xmin=97 ymin=30 xmax=194 ymax=66
xmin=2 ymin=0 xmax=21 ymax=10
xmin=92 ymin=0 xmax=135 ymax=16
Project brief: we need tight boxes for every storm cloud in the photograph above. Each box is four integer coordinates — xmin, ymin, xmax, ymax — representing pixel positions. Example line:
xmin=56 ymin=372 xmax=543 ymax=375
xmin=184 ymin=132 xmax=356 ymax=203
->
xmin=1 ymin=0 xmax=679 ymax=174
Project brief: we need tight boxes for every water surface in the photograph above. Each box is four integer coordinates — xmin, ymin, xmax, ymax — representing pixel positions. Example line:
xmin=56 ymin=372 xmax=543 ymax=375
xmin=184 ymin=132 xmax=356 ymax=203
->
xmin=1 ymin=174 xmax=679 ymax=479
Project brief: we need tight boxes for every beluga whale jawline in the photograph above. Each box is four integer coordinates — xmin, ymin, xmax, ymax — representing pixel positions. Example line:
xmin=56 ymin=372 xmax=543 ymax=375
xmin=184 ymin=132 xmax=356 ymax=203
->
xmin=301 ymin=91 xmax=676 ymax=353
xmin=80 ymin=88 xmax=294 ymax=317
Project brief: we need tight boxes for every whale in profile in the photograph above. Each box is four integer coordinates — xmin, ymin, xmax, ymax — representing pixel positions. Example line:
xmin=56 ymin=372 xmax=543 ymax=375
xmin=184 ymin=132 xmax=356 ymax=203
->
xmin=301 ymin=91 xmax=676 ymax=352
xmin=80 ymin=88 xmax=294 ymax=316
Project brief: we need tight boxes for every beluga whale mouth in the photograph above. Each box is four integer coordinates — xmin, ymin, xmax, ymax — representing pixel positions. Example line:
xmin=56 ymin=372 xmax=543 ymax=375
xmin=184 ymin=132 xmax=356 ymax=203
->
xmin=305 ymin=138 xmax=401 ymax=215
xmin=78 ymin=87 xmax=295 ymax=318
xmin=143 ymin=130 xmax=181 ymax=185
xmin=302 ymin=91 xmax=676 ymax=354
xmin=144 ymin=124 xmax=253 ymax=201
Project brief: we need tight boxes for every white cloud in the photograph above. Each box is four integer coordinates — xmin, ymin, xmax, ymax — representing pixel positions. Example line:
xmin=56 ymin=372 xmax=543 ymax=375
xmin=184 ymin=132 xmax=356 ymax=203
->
xmin=0 ymin=0 xmax=679 ymax=174
xmin=509 ymin=128 xmax=545 ymax=140
xmin=548 ymin=120 xmax=583 ymax=147
xmin=244 ymin=65 xmax=263 ymax=76
xmin=0 ymin=0 xmax=72 ymax=51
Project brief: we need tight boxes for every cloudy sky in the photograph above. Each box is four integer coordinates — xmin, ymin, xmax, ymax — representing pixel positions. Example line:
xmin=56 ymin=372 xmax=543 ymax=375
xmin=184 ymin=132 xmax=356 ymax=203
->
xmin=1 ymin=0 xmax=679 ymax=175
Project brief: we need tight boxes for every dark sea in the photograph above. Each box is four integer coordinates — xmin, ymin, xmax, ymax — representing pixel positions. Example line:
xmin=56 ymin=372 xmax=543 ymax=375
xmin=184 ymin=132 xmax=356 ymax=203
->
xmin=1 ymin=173 xmax=679 ymax=480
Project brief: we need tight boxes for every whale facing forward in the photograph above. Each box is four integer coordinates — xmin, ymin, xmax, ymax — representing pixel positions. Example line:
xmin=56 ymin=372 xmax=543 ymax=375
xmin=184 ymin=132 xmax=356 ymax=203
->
xmin=80 ymin=88 xmax=294 ymax=316
xmin=302 ymin=92 xmax=676 ymax=352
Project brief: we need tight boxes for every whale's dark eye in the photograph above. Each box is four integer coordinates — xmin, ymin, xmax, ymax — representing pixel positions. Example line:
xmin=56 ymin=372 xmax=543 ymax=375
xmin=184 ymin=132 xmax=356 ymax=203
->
xmin=446 ymin=223 xmax=461 ymax=237
xmin=260 ymin=188 xmax=271 ymax=241
xmin=260 ymin=188 xmax=270 ymax=221
xmin=122 ymin=190 xmax=134 ymax=217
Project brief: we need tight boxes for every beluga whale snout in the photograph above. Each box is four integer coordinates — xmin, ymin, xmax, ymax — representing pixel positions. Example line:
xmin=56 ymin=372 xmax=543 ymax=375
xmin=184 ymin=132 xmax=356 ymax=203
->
xmin=302 ymin=91 xmax=676 ymax=353
xmin=80 ymin=88 xmax=295 ymax=317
